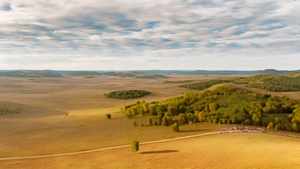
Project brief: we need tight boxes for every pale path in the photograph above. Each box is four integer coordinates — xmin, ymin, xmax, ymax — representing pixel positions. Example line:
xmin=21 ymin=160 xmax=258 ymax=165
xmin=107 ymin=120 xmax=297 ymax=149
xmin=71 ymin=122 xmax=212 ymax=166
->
xmin=0 ymin=132 xmax=219 ymax=161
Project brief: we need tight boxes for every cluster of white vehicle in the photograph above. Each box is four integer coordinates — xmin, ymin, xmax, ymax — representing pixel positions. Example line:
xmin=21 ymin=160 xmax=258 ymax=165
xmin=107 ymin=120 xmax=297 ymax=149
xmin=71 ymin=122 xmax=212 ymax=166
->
xmin=219 ymin=126 xmax=265 ymax=134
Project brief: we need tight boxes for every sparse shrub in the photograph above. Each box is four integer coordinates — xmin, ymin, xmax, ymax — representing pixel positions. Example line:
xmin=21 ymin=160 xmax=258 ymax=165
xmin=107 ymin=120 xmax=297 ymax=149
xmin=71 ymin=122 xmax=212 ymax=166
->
xmin=285 ymin=123 xmax=292 ymax=131
xmin=245 ymin=119 xmax=252 ymax=125
xmin=154 ymin=115 xmax=162 ymax=125
xmin=162 ymin=117 xmax=167 ymax=126
xmin=267 ymin=122 xmax=274 ymax=130
xmin=178 ymin=113 xmax=187 ymax=124
xmin=131 ymin=140 xmax=139 ymax=152
xmin=162 ymin=116 xmax=172 ymax=126
xmin=125 ymin=113 xmax=132 ymax=119
xmin=147 ymin=117 xmax=153 ymax=126
xmin=132 ymin=121 xmax=138 ymax=126
xmin=77 ymin=123 xmax=85 ymax=128
xmin=106 ymin=114 xmax=112 ymax=119
xmin=274 ymin=124 xmax=280 ymax=130
xmin=292 ymin=122 xmax=299 ymax=132
xmin=172 ymin=123 xmax=179 ymax=132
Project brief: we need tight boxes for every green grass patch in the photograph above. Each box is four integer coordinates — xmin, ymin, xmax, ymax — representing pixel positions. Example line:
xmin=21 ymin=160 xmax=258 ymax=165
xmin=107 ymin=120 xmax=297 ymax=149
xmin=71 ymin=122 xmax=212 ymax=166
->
xmin=105 ymin=90 xmax=150 ymax=99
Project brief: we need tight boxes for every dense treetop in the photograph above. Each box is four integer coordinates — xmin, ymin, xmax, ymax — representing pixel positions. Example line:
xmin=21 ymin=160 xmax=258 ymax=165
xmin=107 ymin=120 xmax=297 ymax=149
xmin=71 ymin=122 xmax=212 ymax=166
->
xmin=246 ymin=74 xmax=300 ymax=92
xmin=180 ymin=73 xmax=300 ymax=92
xmin=120 ymin=85 xmax=300 ymax=132
xmin=105 ymin=90 xmax=150 ymax=99
xmin=0 ymin=106 xmax=20 ymax=115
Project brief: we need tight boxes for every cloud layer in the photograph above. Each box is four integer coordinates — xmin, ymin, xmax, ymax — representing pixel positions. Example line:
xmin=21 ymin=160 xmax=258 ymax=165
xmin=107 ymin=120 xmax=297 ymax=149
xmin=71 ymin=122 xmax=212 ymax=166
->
xmin=0 ymin=0 xmax=299 ymax=70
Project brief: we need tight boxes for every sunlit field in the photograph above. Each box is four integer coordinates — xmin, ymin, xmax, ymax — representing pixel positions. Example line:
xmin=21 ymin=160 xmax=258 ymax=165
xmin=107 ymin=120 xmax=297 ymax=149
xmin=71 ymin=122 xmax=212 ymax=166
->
xmin=0 ymin=73 xmax=299 ymax=169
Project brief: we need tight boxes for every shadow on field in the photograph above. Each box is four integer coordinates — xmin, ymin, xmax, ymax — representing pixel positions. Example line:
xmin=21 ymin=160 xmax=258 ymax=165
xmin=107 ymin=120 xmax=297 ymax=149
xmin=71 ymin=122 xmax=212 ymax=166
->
xmin=140 ymin=150 xmax=179 ymax=154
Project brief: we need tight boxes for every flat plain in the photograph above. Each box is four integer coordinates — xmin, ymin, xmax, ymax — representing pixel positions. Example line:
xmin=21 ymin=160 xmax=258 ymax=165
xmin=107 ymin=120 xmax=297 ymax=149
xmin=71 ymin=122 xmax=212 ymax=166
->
xmin=0 ymin=73 xmax=299 ymax=168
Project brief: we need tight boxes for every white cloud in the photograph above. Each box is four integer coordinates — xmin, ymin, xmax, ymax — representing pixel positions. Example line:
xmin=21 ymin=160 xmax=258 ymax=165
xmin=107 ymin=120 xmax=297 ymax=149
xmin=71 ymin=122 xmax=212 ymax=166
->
xmin=0 ymin=0 xmax=299 ymax=70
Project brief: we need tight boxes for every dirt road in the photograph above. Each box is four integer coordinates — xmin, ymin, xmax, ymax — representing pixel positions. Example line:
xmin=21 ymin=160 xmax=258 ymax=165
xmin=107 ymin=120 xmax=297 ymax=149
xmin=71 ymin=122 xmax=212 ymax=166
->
xmin=0 ymin=132 xmax=218 ymax=161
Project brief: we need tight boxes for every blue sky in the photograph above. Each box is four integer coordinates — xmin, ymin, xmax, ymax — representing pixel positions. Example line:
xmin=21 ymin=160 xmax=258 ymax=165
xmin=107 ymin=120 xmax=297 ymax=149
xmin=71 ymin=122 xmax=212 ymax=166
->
xmin=0 ymin=0 xmax=299 ymax=70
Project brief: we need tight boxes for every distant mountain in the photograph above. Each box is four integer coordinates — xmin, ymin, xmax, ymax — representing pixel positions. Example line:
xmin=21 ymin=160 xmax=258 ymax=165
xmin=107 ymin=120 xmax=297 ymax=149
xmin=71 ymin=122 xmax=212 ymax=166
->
xmin=137 ymin=69 xmax=300 ymax=75
xmin=0 ymin=69 xmax=299 ymax=77
xmin=0 ymin=70 xmax=62 ymax=77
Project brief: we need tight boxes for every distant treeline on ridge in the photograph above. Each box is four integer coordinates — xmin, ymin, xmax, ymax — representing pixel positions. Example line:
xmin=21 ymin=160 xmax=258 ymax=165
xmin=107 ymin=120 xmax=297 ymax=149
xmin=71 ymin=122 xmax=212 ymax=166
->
xmin=105 ymin=90 xmax=151 ymax=99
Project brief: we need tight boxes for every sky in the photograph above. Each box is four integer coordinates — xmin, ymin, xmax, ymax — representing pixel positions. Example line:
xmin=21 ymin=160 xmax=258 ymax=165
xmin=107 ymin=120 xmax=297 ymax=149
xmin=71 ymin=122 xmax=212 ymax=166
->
xmin=0 ymin=0 xmax=299 ymax=70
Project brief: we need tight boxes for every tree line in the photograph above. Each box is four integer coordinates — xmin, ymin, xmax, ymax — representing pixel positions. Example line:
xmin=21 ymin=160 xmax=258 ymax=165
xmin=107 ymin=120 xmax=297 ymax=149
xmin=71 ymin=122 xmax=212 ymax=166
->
xmin=179 ymin=73 xmax=300 ymax=92
xmin=120 ymin=85 xmax=300 ymax=132
xmin=105 ymin=90 xmax=150 ymax=99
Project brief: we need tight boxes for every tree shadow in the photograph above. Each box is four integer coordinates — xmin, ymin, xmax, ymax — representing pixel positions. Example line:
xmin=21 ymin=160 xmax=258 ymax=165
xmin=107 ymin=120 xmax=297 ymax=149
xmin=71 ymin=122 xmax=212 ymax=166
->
xmin=140 ymin=150 xmax=179 ymax=154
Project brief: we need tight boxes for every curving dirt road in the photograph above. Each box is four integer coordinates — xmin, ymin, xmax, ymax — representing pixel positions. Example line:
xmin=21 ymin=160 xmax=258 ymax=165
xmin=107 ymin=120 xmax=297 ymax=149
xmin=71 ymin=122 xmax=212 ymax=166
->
xmin=0 ymin=132 xmax=219 ymax=161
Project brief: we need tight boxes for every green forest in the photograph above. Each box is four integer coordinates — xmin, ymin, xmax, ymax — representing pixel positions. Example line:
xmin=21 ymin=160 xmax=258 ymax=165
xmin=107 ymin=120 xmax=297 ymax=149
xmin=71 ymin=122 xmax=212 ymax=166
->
xmin=105 ymin=90 xmax=151 ymax=99
xmin=0 ymin=106 xmax=20 ymax=115
xmin=180 ymin=73 xmax=300 ymax=92
xmin=120 ymin=85 xmax=300 ymax=132
xmin=246 ymin=74 xmax=300 ymax=92
xmin=179 ymin=79 xmax=233 ymax=90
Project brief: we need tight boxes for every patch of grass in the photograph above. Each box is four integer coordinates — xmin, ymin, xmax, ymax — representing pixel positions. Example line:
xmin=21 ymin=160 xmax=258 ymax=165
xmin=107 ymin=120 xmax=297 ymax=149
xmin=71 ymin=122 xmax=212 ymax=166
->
xmin=0 ymin=106 xmax=21 ymax=115
xmin=77 ymin=123 xmax=86 ymax=128
xmin=135 ymin=130 xmax=141 ymax=135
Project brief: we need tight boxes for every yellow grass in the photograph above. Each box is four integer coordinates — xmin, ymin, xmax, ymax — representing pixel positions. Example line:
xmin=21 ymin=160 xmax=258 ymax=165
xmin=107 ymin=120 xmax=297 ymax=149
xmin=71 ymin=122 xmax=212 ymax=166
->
xmin=1 ymin=133 xmax=299 ymax=169
xmin=0 ymin=74 xmax=226 ymax=157
xmin=0 ymin=74 xmax=300 ymax=169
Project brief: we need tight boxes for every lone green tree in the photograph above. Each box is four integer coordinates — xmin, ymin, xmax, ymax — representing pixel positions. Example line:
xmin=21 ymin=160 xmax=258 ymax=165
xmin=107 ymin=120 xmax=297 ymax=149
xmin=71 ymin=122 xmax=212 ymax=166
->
xmin=131 ymin=140 xmax=139 ymax=152
xmin=147 ymin=117 xmax=153 ymax=126
xmin=106 ymin=114 xmax=111 ymax=119
xmin=172 ymin=123 xmax=180 ymax=132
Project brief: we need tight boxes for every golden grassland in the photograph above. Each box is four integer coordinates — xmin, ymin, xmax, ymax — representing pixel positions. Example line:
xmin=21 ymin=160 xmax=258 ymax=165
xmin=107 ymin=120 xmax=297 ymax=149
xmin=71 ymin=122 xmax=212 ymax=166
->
xmin=1 ymin=133 xmax=299 ymax=169
xmin=0 ymin=74 xmax=299 ymax=168
xmin=0 ymin=74 xmax=228 ymax=157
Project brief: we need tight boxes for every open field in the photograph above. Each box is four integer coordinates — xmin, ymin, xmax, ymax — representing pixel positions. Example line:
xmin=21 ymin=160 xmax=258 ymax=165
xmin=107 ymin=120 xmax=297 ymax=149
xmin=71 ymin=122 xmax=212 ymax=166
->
xmin=1 ymin=132 xmax=299 ymax=169
xmin=0 ymin=73 xmax=300 ymax=168
xmin=0 ymin=74 xmax=234 ymax=158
